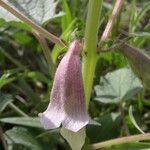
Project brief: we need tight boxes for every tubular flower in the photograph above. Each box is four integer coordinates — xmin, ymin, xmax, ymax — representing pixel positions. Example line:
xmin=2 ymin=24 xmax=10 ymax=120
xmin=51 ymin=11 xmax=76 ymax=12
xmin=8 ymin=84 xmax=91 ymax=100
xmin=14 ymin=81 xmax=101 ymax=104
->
xmin=39 ymin=40 xmax=89 ymax=132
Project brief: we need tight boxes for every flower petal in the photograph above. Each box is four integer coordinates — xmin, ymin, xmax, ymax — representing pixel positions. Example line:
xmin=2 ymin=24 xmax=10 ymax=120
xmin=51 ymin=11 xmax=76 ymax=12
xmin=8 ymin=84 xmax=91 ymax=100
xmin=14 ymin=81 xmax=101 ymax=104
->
xmin=39 ymin=40 xmax=89 ymax=132
xmin=61 ymin=49 xmax=89 ymax=132
xmin=39 ymin=74 xmax=65 ymax=129
xmin=38 ymin=105 xmax=65 ymax=129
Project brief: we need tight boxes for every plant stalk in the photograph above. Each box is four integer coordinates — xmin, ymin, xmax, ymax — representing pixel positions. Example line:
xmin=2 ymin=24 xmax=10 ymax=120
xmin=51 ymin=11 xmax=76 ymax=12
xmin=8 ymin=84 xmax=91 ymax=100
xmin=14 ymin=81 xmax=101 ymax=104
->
xmin=98 ymin=0 xmax=124 ymax=48
xmin=90 ymin=133 xmax=150 ymax=149
xmin=82 ymin=0 xmax=103 ymax=109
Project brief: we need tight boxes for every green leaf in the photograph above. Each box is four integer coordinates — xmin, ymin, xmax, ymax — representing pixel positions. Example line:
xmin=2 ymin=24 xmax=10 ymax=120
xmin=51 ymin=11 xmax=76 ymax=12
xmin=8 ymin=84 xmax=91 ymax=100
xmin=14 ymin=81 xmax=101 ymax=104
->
xmin=52 ymin=19 xmax=76 ymax=62
xmin=12 ymin=32 xmax=33 ymax=45
xmin=0 ymin=48 xmax=26 ymax=69
xmin=0 ymin=117 xmax=42 ymax=128
xmin=0 ymin=71 xmax=16 ymax=88
xmin=119 ymin=43 xmax=150 ymax=88
xmin=0 ymin=93 xmax=12 ymax=113
xmin=87 ymin=113 xmax=121 ymax=143
xmin=18 ymin=77 xmax=41 ymax=103
xmin=60 ymin=127 xmax=86 ymax=150
xmin=134 ymin=2 xmax=150 ymax=32
xmin=94 ymin=68 xmax=143 ymax=103
xmin=129 ymin=106 xmax=145 ymax=134
xmin=61 ymin=0 xmax=73 ymax=32
xmin=129 ymin=32 xmax=150 ymax=39
xmin=25 ymin=71 xmax=49 ymax=84
xmin=0 ymin=0 xmax=63 ymax=25
xmin=4 ymin=127 xmax=43 ymax=150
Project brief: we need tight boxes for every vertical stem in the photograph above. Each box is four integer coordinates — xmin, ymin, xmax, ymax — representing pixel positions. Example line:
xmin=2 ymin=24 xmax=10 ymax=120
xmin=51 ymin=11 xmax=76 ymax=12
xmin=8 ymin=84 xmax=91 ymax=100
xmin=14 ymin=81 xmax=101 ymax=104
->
xmin=120 ymin=102 xmax=129 ymax=136
xmin=98 ymin=0 xmax=124 ymax=47
xmin=82 ymin=0 xmax=103 ymax=109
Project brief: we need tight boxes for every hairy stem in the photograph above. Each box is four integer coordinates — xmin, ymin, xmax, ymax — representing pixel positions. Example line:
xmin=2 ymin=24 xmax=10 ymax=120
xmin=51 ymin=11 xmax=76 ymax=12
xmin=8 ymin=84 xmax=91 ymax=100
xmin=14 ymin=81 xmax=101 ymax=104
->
xmin=0 ymin=0 xmax=65 ymax=47
xmin=33 ymin=31 xmax=56 ymax=78
xmin=90 ymin=133 xmax=150 ymax=149
xmin=98 ymin=0 xmax=124 ymax=48
xmin=82 ymin=0 xmax=103 ymax=109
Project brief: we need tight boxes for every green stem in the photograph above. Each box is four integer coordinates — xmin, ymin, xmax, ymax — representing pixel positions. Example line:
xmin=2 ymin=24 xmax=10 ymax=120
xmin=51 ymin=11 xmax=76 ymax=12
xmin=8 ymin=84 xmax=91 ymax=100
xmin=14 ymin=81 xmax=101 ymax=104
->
xmin=82 ymin=0 xmax=103 ymax=109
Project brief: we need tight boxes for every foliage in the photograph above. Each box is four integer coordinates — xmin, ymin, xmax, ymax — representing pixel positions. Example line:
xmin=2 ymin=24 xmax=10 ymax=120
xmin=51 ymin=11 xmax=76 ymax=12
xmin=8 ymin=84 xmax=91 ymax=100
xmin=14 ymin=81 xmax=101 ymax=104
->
xmin=0 ymin=0 xmax=150 ymax=150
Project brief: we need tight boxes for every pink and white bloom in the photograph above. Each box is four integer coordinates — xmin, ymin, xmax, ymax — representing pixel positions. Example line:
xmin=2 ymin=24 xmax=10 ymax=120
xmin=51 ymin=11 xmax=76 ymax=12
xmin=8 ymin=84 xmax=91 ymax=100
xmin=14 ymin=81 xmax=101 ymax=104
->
xmin=39 ymin=40 xmax=89 ymax=132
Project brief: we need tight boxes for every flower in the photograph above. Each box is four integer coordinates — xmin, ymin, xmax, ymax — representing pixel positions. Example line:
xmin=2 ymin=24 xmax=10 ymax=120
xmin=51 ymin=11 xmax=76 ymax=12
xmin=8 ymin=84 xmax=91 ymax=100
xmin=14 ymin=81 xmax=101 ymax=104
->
xmin=39 ymin=40 xmax=89 ymax=132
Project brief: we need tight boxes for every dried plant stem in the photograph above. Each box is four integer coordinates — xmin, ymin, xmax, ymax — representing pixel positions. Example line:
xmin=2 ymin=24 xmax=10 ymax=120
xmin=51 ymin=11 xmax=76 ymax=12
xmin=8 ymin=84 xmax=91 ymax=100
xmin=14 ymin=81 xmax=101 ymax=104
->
xmin=90 ymin=133 xmax=150 ymax=149
xmin=98 ymin=0 xmax=124 ymax=48
xmin=0 ymin=126 xmax=8 ymax=150
xmin=33 ymin=31 xmax=56 ymax=77
xmin=0 ymin=0 xmax=65 ymax=47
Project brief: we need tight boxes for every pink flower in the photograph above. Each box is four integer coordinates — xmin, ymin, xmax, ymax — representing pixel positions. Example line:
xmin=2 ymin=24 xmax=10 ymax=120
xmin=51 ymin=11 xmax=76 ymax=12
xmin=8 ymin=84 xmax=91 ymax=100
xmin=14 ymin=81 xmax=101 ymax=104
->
xmin=39 ymin=40 xmax=89 ymax=132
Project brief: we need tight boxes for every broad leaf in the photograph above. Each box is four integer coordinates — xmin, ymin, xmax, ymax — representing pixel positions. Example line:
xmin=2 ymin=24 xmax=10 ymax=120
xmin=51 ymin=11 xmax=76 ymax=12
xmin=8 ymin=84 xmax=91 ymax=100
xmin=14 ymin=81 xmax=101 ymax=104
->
xmin=87 ymin=113 xmax=121 ymax=143
xmin=0 ymin=0 xmax=64 ymax=25
xmin=0 ymin=117 xmax=42 ymax=128
xmin=4 ymin=127 xmax=43 ymax=150
xmin=94 ymin=68 xmax=143 ymax=103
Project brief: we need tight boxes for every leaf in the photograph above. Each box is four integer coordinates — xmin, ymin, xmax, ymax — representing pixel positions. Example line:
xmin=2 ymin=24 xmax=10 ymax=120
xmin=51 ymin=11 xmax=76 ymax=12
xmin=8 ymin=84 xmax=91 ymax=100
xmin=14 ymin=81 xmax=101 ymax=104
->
xmin=0 ymin=93 xmax=12 ymax=113
xmin=0 ymin=0 xmax=64 ymax=25
xmin=12 ymin=31 xmax=33 ymax=45
xmin=119 ymin=43 xmax=150 ymax=88
xmin=129 ymin=32 xmax=150 ymax=39
xmin=87 ymin=113 xmax=121 ymax=143
xmin=0 ymin=71 xmax=16 ymax=88
xmin=52 ymin=19 xmax=77 ymax=62
xmin=61 ymin=0 xmax=73 ymax=32
xmin=94 ymin=68 xmax=143 ymax=104
xmin=4 ymin=127 xmax=43 ymax=150
xmin=134 ymin=2 xmax=150 ymax=31
xmin=60 ymin=127 xmax=86 ymax=150
xmin=25 ymin=71 xmax=49 ymax=84
xmin=129 ymin=106 xmax=145 ymax=134
xmin=0 ymin=48 xmax=26 ymax=69
xmin=0 ymin=117 xmax=42 ymax=128
xmin=18 ymin=77 xmax=41 ymax=103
